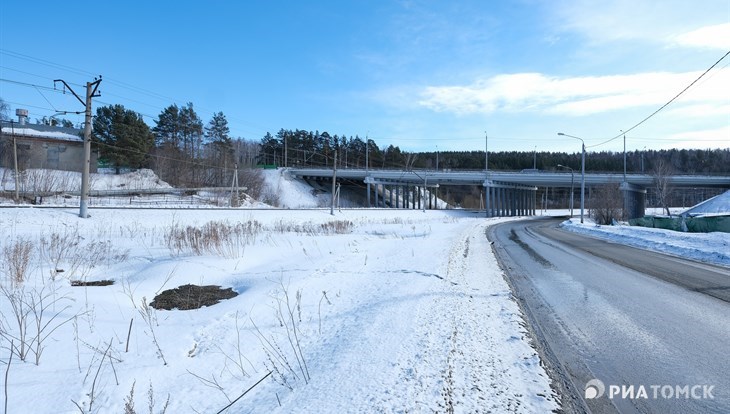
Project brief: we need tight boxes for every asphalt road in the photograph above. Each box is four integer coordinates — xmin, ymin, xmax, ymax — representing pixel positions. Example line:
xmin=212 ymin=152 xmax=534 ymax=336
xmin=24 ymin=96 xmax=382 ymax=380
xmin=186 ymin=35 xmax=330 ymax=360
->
xmin=488 ymin=217 xmax=730 ymax=414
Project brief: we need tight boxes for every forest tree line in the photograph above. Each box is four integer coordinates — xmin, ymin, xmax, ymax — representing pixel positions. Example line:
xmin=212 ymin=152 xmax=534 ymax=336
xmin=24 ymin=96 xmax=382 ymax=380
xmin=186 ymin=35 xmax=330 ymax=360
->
xmin=260 ymin=128 xmax=730 ymax=175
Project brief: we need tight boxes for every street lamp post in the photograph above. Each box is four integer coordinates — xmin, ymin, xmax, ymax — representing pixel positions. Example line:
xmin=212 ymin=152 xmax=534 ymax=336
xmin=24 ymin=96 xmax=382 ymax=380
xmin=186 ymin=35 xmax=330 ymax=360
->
xmin=557 ymin=133 xmax=585 ymax=223
xmin=557 ymin=164 xmax=574 ymax=217
xmin=485 ymin=131 xmax=490 ymax=217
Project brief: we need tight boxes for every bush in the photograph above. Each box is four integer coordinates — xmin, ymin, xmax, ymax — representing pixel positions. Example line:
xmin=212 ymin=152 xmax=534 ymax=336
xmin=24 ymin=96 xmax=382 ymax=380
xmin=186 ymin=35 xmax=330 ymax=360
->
xmin=590 ymin=184 xmax=623 ymax=225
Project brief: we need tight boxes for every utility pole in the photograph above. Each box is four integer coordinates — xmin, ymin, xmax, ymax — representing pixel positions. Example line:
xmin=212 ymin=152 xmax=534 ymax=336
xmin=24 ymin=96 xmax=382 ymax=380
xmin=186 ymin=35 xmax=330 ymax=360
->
xmin=485 ymin=132 xmax=488 ymax=174
xmin=365 ymin=133 xmax=369 ymax=171
xmin=485 ymin=131 xmax=490 ymax=217
xmin=11 ymin=120 xmax=19 ymax=202
xmin=230 ymin=163 xmax=240 ymax=207
xmin=54 ymin=77 xmax=102 ymax=218
xmin=623 ymin=132 xmax=627 ymax=182
xmin=330 ymin=150 xmax=337 ymax=215
xmin=365 ymin=132 xmax=370 ymax=207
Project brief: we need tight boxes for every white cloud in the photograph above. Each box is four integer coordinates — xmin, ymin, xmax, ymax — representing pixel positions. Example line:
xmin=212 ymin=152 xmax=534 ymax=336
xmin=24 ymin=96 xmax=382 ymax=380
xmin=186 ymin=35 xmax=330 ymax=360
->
xmin=418 ymin=68 xmax=730 ymax=116
xmin=551 ymin=0 xmax=729 ymax=46
xmin=663 ymin=125 xmax=730 ymax=149
xmin=673 ymin=23 xmax=730 ymax=50
xmin=665 ymin=103 xmax=730 ymax=118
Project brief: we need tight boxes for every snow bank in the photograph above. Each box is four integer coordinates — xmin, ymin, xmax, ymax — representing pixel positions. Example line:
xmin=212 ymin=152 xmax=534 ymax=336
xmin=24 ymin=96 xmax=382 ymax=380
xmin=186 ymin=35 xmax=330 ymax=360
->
xmin=259 ymin=168 xmax=328 ymax=208
xmin=680 ymin=190 xmax=730 ymax=216
xmin=562 ymin=218 xmax=730 ymax=266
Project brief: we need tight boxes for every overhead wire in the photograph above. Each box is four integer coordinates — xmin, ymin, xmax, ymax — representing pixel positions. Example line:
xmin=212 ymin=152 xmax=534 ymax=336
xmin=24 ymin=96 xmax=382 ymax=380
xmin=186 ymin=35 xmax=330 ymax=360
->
xmin=587 ymin=49 xmax=730 ymax=149
xmin=4 ymin=48 xmax=728 ymax=153
xmin=1 ymin=48 xmax=274 ymax=138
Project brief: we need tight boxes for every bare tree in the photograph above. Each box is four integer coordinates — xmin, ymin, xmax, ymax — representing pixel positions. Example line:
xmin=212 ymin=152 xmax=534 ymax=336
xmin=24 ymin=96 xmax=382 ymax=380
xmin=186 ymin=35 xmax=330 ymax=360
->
xmin=590 ymin=184 xmax=623 ymax=225
xmin=652 ymin=159 xmax=673 ymax=216
xmin=0 ymin=97 xmax=9 ymax=121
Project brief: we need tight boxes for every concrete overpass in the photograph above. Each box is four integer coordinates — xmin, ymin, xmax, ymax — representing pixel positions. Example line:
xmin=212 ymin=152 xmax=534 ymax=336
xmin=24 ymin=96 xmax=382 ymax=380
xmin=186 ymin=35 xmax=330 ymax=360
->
xmin=288 ymin=168 xmax=730 ymax=218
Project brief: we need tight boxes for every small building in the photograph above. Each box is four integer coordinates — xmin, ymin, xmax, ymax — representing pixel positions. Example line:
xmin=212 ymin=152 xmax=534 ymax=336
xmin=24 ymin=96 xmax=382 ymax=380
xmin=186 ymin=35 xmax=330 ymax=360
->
xmin=0 ymin=110 xmax=97 ymax=173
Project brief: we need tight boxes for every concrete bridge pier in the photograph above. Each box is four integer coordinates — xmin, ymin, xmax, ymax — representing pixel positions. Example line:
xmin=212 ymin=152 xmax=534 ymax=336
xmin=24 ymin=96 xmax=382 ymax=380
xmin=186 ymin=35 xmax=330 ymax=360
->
xmin=484 ymin=181 xmax=537 ymax=217
xmin=365 ymin=179 xmax=443 ymax=210
xmin=621 ymin=182 xmax=647 ymax=220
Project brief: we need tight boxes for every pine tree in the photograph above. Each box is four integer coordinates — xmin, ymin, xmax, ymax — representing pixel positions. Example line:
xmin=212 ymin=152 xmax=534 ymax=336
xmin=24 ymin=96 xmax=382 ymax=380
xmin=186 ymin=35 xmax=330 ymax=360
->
xmin=153 ymin=104 xmax=180 ymax=148
xmin=93 ymin=104 xmax=154 ymax=173
xmin=205 ymin=112 xmax=232 ymax=151
xmin=205 ymin=111 xmax=233 ymax=185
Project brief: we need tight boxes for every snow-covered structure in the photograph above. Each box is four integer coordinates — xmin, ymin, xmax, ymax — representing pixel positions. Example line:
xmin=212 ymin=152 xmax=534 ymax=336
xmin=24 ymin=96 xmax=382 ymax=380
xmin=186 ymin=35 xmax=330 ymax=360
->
xmin=631 ymin=190 xmax=730 ymax=233
xmin=680 ymin=190 xmax=730 ymax=217
xmin=1 ymin=112 xmax=97 ymax=173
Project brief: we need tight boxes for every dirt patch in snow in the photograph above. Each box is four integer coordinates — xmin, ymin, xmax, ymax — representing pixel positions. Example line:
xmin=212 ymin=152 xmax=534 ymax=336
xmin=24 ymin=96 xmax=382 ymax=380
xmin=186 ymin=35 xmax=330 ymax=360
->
xmin=150 ymin=284 xmax=238 ymax=310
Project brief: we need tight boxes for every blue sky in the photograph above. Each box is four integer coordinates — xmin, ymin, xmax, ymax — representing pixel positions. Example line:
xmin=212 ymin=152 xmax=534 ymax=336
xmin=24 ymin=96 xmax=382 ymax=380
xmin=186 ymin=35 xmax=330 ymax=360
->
xmin=1 ymin=0 xmax=728 ymax=154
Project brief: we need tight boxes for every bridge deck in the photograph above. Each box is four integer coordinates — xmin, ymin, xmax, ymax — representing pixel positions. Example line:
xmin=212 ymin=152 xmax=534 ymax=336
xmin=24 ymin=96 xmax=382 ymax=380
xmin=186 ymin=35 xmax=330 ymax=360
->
xmin=289 ymin=168 xmax=730 ymax=188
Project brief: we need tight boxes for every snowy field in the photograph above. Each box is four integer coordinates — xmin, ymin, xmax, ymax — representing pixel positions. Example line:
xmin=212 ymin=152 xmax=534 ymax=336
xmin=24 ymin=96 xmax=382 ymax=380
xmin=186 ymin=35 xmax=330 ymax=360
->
xmin=0 ymin=207 xmax=560 ymax=414
xmin=1 ymin=168 xmax=727 ymax=413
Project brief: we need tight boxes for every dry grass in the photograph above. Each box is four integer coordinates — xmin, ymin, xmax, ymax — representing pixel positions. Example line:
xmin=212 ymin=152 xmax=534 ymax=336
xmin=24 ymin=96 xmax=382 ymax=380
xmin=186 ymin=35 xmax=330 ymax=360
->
xmin=271 ymin=220 xmax=353 ymax=235
xmin=164 ymin=220 xmax=263 ymax=258
xmin=1 ymin=238 xmax=34 ymax=288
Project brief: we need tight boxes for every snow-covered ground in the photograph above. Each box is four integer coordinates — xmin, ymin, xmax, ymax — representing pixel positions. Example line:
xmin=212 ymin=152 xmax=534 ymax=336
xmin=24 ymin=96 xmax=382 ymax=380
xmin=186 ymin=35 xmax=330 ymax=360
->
xmin=0 ymin=208 xmax=559 ymax=413
xmin=1 ymin=168 xmax=727 ymax=413
xmin=562 ymin=218 xmax=730 ymax=267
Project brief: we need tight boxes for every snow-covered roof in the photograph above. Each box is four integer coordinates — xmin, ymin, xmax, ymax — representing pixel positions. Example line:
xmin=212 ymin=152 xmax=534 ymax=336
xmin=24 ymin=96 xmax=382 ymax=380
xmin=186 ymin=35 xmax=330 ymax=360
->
xmin=680 ymin=190 xmax=730 ymax=217
xmin=1 ymin=124 xmax=83 ymax=142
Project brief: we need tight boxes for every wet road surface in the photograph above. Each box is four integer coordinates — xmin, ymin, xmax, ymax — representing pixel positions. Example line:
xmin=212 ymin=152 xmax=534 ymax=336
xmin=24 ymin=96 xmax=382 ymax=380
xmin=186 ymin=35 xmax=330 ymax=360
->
xmin=488 ymin=217 xmax=730 ymax=414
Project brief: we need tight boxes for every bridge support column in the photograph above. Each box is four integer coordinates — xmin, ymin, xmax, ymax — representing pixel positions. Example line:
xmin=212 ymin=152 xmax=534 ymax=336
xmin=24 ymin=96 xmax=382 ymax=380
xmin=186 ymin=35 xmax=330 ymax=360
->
xmin=522 ymin=189 xmax=527 ymax=215
xmin=498 ymin=187 xmax=504 ymax=217
xmin=365 ymin=176 xmax=372 ymax=208
xmin=487 ymin=186 xmax=493 ymax=217
xmin=507 ymin=188 xmax=515 ymax=217
xmin=499 ymin=187 xmax=504 ymax=217
xmin=621 ymin=182 xmax=647 ymax=220
xmin=520 ymin=189 xmax=525 ymax=216
xmin=519 ymin=189 xmax=524 ymax=216
xmin=493 ymin=187 xmax=499 ymax=216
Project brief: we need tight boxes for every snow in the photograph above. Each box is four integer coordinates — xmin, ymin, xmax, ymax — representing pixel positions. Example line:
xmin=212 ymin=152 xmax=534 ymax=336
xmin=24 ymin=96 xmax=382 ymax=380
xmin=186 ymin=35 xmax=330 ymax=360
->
xmin=680 ymin=189 xmax=730 ymax=217
xmin=0 ymin=207 xmax=560 ymax=414
xmin=562 ymin=217 xmax=730 ymax=267
xmin=259 ymin=168 xmax=326 ymax=208
xmin=0 ymin=168 xmax=171 ymax=194
xmin=1 ymin=127 xmax=82 ymax=142
xmin=1 ymin=168 xmax=727 ymax=413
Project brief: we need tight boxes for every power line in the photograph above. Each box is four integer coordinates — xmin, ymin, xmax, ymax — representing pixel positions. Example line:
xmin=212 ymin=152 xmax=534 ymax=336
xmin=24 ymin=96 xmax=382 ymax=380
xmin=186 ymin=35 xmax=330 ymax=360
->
xmin=0 ymin=49 xmax=93 ymax=78
xmin=0 ymin=78 xmax=64 ymax=92
xmin=0 ymin=49 xmax=279 ymax=138
xmin=33 ymin=85 xmax=59 ymax=112
xmin=587 ymin=49 xmax=730 ymax=149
